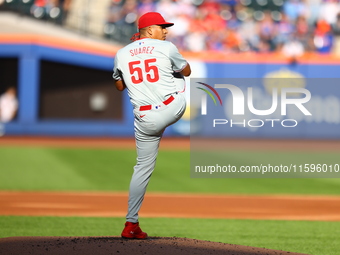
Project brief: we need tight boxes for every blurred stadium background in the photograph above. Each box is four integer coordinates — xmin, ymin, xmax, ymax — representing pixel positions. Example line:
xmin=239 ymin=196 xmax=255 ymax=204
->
xmin=0 ymin=0 xmax=340 ymax=137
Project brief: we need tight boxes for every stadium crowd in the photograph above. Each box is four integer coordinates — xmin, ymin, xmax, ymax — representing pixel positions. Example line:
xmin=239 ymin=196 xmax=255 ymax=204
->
xmin=106 ymin=0 xmax=340 ymax=56
xmin=2 ymin=0 xmax=340 ymax=55
xmin=0 ymin=0 xmax=71 ymax=25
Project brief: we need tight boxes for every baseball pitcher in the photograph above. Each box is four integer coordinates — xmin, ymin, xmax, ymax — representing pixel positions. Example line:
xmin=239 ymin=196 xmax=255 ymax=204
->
xmin=113 ymin=12 xmax=191 ymax=239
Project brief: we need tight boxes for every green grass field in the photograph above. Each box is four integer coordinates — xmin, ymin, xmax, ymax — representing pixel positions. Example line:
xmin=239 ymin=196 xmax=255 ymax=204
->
xmin=1 ymin=147 xmax=340 ymax=194
xmin=0 ymin=145 xmax=339 ymax=255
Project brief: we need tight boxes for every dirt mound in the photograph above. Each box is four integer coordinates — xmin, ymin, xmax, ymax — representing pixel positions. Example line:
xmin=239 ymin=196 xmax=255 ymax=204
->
xmin=0 ymin=236 xmax=309 ymax=255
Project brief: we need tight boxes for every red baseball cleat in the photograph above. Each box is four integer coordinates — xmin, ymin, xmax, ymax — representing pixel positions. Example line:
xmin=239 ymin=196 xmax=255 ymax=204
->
xmin=121 ymin=222 xmax=148 ymax=239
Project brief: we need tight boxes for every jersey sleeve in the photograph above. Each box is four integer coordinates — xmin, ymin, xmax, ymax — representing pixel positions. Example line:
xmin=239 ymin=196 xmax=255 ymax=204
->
xmin=168 ymin=42 xmax=188 ymax=73
xmin=112 ymin=54 xmax=122 ymax=81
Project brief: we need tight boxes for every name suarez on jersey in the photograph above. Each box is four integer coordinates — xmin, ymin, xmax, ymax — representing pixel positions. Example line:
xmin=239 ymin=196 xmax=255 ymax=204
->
xmin=130 ymin=46 xmax=155 ymax=56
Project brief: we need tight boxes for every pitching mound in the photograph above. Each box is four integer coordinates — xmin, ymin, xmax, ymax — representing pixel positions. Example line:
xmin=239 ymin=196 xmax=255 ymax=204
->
xmin=0 ymin=236 xmax=308 ymax=255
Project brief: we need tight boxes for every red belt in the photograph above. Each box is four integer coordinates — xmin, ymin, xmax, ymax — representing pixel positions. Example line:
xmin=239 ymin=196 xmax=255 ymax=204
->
xmin=139 ymin=95 xmax=175 ymax=111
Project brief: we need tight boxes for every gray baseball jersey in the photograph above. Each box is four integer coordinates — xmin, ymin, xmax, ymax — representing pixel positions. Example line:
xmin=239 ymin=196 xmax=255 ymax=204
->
xmin=113 ymin=38 xmax=188 ymax=108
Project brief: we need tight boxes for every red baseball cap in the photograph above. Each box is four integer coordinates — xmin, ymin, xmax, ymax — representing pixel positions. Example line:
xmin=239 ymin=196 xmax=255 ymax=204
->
xmin=138 ymin=12 xmax=174 ymax=29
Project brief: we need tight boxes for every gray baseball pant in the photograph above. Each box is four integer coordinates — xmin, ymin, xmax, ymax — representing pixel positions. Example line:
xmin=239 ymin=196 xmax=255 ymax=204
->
xmin=126 ymin=92 xmax=186 ymax=223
